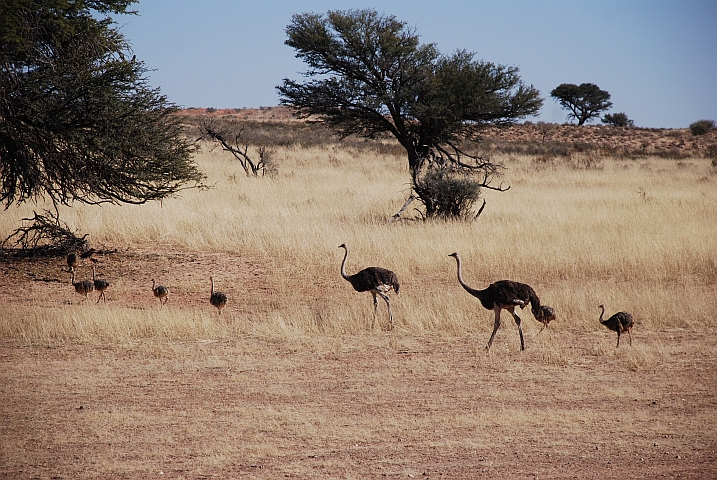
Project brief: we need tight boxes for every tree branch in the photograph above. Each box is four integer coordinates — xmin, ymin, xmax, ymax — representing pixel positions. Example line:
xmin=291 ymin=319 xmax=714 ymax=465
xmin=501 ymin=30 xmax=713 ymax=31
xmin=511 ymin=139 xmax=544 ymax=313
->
xmin=387 ymin=195 xmax=416 ymax=223
xmin=199 ymin=121 xmax=265 ymax=177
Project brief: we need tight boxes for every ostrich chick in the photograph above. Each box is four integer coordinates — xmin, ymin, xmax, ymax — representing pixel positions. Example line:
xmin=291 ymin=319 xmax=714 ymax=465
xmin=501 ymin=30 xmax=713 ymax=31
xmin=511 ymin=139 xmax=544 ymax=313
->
xmin=151 ymin=279 xmax=170 ymax=308
xmin=66 ymin=252 xmax=78 ymax=272
xmin=598 ymin=304 xmax=634 ymax=347
xmin=91 ymin=265 xmax=110 ymax=304
xmin=209 ymin=277 xmax=228 ymax=315
xmin=70 ymin=270 xmax=94 ymax=300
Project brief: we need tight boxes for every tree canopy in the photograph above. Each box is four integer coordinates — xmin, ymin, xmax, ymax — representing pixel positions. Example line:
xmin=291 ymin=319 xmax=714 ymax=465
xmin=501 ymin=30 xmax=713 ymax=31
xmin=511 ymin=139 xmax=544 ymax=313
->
xmin=602 ymin=112 xmax=634 ymax=128
xmin=0 ymin=0 xmax=203 ymax=210
xmin=550 ymin=83 xmax=612 ymax=126
xmin=277 ymin=9 xmax=543 ymax=218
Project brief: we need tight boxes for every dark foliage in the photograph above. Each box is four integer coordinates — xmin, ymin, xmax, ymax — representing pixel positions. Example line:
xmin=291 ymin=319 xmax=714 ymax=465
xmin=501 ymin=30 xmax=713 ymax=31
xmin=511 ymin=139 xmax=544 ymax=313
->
xmin=602 ymin=112 xmax=634 ymax=127
xmin=0 ymin=0 xmax=204 ymax=210
xmin=689 ymin=119 xmax=715 ymax=136
xmin=550 ymin=83 xmax=612 ymax=125
xmin=413 ymin=169 xmax=482 ymax=219
xmin=277 ymin=9 xmax=542 ymax=219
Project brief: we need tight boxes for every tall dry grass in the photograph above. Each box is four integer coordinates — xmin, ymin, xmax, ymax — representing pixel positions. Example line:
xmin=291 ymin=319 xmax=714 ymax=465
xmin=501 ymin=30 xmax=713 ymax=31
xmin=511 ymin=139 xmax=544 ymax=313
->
xmin=1 ymin=141 xmax=716 ymax=346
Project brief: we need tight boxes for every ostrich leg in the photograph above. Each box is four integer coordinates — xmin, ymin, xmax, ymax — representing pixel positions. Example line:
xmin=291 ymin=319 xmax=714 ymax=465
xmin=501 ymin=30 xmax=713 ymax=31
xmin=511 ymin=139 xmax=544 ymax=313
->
xmin=508 ymin=307 xmax=526 ymax=351
xmin=486 ymin=307 xmax=502 ymax=351
xmin=371 ymin=292 xmax=378 ymax=329
xmin=377 ymin=291 xmax=393 ymax=328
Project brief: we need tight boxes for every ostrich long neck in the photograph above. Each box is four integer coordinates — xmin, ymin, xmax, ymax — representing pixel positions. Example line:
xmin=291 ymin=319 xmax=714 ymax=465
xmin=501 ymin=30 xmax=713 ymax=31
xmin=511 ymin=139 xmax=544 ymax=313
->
xmin=340 ymin=246 xmax=350 ymax=280
xmin=599 ymin=305 xmax=606 ymax=324
xmin=453 ymin=255 xmax=484 ymax=299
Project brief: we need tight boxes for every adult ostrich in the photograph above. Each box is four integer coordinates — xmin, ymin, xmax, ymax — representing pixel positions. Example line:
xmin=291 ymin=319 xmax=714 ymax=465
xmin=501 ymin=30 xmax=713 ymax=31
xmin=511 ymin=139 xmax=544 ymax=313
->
xmin=339 ymin=243 xmax=400 ymax=329
xmin=449 ymin=252 xmax=555 ymax=351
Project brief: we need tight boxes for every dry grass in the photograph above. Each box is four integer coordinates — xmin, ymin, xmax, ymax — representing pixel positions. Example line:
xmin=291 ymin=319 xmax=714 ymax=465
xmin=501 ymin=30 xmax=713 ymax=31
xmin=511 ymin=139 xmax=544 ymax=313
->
xmin=2 ymin=140 xmax=715 ymax=341
xmin=1 ymin=134 xmax=716 ymax=478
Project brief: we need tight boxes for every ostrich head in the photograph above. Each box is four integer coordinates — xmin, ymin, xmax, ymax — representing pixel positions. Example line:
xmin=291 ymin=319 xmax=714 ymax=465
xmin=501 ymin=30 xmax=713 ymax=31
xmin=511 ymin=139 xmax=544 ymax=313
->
xmin=534 ymin=305 xmax=556 ymax=328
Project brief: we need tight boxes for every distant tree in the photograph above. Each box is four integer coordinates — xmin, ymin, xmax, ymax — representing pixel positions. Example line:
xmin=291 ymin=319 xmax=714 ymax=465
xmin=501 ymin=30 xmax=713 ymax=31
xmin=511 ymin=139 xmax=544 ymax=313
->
xmin=602 ymin=112 xmax=634 ymax=127
xmin=0 ymin=0 xmax=204 ymax=215
xmin=277 ymin=9 xmax=543 ymax=219
xmin=689 ymin=119 xmax=715 ymax=136
xmin=550 ymin=83 xmax=612 ymax=125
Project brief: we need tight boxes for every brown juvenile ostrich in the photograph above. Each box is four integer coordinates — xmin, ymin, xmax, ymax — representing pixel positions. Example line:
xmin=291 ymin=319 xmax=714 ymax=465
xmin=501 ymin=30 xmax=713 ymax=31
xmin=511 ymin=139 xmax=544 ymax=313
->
xmin=70 ymin=270 xmax=94 ymax=300
xmin=66 ymin=252 xmax=78 ymax=272
xmin=449 ymin=252 xmax=555 ymax=351
xmin=209 ymin=277 xmax=228 ymax=315
xmin=598 ymin=304 xmax=634 ymax=347
xmin=91 ymin=265 xmax=110 ymax=304
xmin=339 ymin=243 xmax=400 ymax=329
xmin=151 ymin=279 xmax=169 ymax=308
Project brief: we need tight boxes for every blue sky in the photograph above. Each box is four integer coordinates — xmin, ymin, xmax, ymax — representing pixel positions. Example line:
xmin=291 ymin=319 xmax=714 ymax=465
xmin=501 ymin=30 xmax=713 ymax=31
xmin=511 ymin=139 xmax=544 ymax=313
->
xmin=116 ymin=1 xmax=716 ymax=128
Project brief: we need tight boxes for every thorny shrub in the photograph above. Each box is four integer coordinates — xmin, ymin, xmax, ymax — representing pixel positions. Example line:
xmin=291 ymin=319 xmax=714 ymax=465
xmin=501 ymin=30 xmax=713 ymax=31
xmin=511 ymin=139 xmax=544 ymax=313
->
xmin=689 ymin=119 xmax=715 ymax=136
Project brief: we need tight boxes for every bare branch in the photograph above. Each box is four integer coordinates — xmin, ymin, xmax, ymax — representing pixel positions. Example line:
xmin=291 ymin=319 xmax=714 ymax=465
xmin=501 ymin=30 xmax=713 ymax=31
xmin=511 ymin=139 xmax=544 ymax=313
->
xmin=199 ymin=121 xmax=266 ymax=177
xmin=387 ymin=195 xmax=417 ymax=223
xmin=1 ymin=210 xmax=89 ymax=257
xmin=474 ymin=198 xmax=487 ymax=220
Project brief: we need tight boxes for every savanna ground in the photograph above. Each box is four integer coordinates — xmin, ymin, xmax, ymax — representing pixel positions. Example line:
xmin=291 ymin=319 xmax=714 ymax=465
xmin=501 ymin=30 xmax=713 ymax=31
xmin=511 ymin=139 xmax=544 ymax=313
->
xmin=1 ymin=113 xmax=716 ymax=479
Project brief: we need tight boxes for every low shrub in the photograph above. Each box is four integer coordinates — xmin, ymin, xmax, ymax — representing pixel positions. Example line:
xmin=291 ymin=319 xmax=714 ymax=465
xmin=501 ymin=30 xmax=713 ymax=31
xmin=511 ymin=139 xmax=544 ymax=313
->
xmin=689 ymin=119 xmax=715 ymax=136
xmin=602 ymin=112 xmax=634 ymax=127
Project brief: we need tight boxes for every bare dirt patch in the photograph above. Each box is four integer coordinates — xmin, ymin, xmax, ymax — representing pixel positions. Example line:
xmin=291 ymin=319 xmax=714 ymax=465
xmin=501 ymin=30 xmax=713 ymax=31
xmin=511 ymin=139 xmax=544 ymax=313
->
xmin=0 ymin=248 xmax=269 ymax=313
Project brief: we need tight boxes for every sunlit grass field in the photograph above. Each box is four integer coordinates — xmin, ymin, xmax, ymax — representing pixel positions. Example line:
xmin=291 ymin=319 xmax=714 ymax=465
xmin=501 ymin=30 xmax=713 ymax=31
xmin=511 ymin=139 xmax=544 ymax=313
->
xmin=2 ymin=141 xmax=716 ymax=345
xmin=2 ymin=137 xmax=716 ymax=478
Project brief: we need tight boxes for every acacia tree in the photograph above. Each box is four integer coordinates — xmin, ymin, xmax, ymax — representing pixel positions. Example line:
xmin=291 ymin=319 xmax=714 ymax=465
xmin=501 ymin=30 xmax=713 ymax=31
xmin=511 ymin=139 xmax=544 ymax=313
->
xmin=550 ymin=83 xmax=612 ymax=125
xmin=1 ymin=0 xmax=203 ymax=249
xmin=277 ymin=9 xmax=543 ymax=219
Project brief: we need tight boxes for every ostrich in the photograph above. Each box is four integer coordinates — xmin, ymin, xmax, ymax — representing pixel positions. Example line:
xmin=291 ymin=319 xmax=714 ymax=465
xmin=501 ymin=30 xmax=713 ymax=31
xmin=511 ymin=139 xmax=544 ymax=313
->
xmin=66 ymin=252 xmax=78 ymax=272
xmin=70 ymin=270 xmax=94 ymax=300
xmin=448 ymin=252 xmax=555 ymax=351
xmin=151 ymin=279 xmax=169 ymax=308
xmin=91 ymin=265 xmax=110 ymax=304
xmin=598 ymin=305 xmax=634 ymax=347
xmin=338 ymin=243 xmax=400 ymax=330
xmin=536 ymin=305 xmax=557 ymax=333
xmin=209 ymin=277 xmax=228 ymax=315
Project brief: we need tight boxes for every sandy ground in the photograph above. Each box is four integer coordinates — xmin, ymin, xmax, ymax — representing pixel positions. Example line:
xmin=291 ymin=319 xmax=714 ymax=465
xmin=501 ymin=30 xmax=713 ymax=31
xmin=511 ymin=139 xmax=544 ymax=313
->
xmin=1 ymin=251 xmax=716 ymax=479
